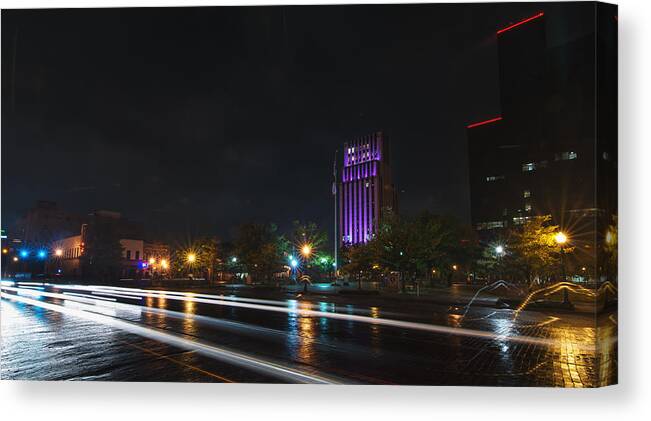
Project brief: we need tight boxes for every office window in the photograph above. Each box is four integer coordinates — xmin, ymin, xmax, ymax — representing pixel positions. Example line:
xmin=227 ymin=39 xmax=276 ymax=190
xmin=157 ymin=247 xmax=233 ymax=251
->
xmin=512 ymin=216 xmax=532 ymax=225
xmin=522 ymin=162 xmax=536 ymax=172
xmin=523 ymin=190 xmax=531 ymax=198
xmin=524 ymin=202 xmax=532 ymax=212
xmin=486 ymin=175 xmax=505 ymax=182
xmin=476 ymin=221 xmax=505 ymax=230
xmin=556 ymin=151 xmax=578 ymax=161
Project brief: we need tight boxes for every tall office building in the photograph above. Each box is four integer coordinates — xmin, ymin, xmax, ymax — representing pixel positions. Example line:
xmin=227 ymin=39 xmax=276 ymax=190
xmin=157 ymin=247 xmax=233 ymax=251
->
xmin=467 ymin=4 xmax=617 ymax=258
xmin=339 ymin=131 xmax=396 ymax=246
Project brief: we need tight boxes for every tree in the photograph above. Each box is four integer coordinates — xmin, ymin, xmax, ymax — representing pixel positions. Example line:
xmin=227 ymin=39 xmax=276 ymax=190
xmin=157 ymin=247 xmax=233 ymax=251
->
xmin=340 ymin=242 xmax=376 ymax=289
xmin=410 ymin=212 xmax=479 ymax=286
xmin=196 ymin=237 xmax=220 ymax=281
xmin=234 ymin=223 xmax=284 ymax=283
xmin=508 ymin=215 xmax=572 ymax=287
xmin=170 ymin=237 xmax=221 ymax=281
xmin=372 ymin=209 xmax=413 ymax=292
xmin=288 ymin=221 xmax=327 ymax=259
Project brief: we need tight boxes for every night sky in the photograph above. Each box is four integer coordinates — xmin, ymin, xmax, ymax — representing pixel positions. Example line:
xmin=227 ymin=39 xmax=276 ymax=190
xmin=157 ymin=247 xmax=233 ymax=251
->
xmin=2 ymin=3 xmax=557 ymax=242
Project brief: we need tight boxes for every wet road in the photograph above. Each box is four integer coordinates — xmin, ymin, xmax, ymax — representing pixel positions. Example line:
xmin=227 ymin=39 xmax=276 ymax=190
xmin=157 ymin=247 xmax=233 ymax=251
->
xmin=0 ymin=282 xmax=617 ymax=386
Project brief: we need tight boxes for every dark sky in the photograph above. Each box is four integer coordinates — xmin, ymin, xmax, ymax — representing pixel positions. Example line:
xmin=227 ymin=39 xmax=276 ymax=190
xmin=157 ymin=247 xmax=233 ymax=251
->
xmin=2 ymin=3 xmax=554 ymax=242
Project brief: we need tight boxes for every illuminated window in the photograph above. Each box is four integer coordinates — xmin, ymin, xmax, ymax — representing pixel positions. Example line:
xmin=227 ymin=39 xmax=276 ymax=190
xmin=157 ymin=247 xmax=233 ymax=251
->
xmin=556 ymin=151 xmax=578 ymax=161
xmin=524 ymin=202 xmax=532 ymax=212
xmin=522 ymin=163 xmax=535 ymax=172
xmin=486 ymin=175 xmax=505 ymax=182
xmin=476 ymin=221 xmax=505 ymax=230
xmin=523 ymin=190 xmax=531 ymax=198
xmin=512 ymin=216 xmax=532 ymax=225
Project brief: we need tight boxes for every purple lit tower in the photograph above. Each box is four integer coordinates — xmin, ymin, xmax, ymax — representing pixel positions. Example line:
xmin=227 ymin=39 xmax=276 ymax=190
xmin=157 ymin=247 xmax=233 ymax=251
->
xmin=339 ymin=131 xmax=396 ymax=246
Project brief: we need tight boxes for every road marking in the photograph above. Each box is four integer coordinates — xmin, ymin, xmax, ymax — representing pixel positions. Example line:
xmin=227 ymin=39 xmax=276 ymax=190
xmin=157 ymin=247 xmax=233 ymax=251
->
xmin=118 ymin=339 xmax=234 ymax=383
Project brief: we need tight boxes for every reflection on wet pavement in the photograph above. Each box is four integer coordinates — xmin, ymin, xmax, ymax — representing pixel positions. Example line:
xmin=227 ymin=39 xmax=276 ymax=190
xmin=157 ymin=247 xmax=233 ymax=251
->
xmin=1 ymin=283 xmax=617 ymax=386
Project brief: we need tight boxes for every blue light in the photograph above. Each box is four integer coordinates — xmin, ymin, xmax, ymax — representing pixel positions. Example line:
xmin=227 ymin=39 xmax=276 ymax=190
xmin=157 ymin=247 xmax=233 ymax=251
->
xmin=290 ymin=259 xmax=298 ymax=269
xmin=37 ymin=250 xmax=47 ymax=259
xmin=19 ymin=249 xmax=29 ymax=258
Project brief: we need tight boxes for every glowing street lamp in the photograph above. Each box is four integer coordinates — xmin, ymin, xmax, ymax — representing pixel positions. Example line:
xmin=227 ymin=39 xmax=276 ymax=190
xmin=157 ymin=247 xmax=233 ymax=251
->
xmin=160 ymin=259 xmax=168 ymax=270
xmin=2 ymin=248 xmax=8 ymax=254
xmin=187 ymin=253 xmax=196 ymax=263
xmin=495 ymin=245 xmax=504 ymax=255
xmin=55 ymin=248 xmax=63 ymax=257
xmin=149 ymin=257 xmax=156 ymax=265
xmin=231 ymin=257 xmax=238 ymax=263
xmin=13 ymin=256 xmax=19 ymax=262
xmin=555 ymin=231 xmax=570 ymax=305
xmin=555 ymin=232 xmax=567 ymax=245
xmin=301 ymin=244 xmax=312 ymax=258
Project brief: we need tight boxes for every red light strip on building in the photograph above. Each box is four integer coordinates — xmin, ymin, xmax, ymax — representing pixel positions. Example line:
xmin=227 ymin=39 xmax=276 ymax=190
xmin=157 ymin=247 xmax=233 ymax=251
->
xmin=497 ymin=12 xmax=544 ymax=35
xmin=467 ymin=116 xmax=502 ymax=129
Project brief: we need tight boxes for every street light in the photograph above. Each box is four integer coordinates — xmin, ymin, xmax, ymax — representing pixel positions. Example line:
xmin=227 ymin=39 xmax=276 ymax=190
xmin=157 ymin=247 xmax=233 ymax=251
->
xmin=555 ymin=231 xmax=569 ymax=305
xmin=161 ymin=259 xmax=168 ymax=270
xmin=2 ymin=248 xmax=8 ymax=254
xmin=187 ymin=253 xmax=196 ymax=263
xmin=555 ymin=232 xmax=567 ymax=245
xmin=149 ymin=257 xmax=156 ymax=265
xmin=231 ymin=257 xmax=238 ymax=263
xmin=55 ymin=248 xmax=63 ymax=257
xmin=301 ymin=244 xmax=312 ymax=258
xmin=494 ymin=245 xmax=505 ymax=281
xmin=13 ymin=256 xmax=19 ymax=262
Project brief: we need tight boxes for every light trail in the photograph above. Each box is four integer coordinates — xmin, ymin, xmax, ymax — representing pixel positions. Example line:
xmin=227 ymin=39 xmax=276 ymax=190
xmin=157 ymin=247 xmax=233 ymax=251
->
xmin=53 ymin=283 xmax=407 ymax=319
xmin=90 ymin=291 xmax=143 ymax=300
xmin=63 ymin=291 xmax=117 ymax=301
xmin=1 ymin=284 xmax=596 ymax=350
xmin=1 ymin=290 xmax=341 ymax=385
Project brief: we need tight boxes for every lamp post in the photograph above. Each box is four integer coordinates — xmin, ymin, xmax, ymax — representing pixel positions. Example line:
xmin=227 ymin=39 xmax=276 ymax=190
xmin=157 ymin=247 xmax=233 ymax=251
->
xmin=300 ymin=244 xmax=312 ymax=292
xmin=555 ymin=231 xmax=569 ymax=305
xmin=289 ymin=255 xmax=298 ymax=284
xmin=495 ymin=245 xmax=505 ymax=282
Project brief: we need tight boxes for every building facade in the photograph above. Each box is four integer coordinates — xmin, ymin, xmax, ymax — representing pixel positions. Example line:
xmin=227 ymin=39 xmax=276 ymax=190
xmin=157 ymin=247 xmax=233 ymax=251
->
xmin=48 ymin=210 xmax=169 ymax=279
xmin=18 ymin=201 xmax=85 ymax=246
xmin=339 ymin=131 xmax=396 ymax=245
xmin=467 ymin=5 xmax=617 ymax=278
